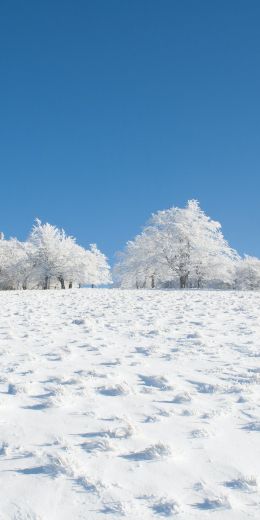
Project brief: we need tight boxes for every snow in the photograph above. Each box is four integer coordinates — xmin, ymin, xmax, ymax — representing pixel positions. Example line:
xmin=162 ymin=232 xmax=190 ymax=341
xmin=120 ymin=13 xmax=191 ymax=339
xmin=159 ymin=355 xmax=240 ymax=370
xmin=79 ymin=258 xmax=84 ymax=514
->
xmin=0 ymin=288 xmax=259 ymax=519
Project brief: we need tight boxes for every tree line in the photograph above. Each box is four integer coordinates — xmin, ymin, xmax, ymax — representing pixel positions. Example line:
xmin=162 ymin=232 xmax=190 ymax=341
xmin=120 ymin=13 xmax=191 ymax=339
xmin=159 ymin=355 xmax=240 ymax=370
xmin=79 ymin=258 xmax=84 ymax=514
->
xmin=1 ymin=202 xmax=260 ymax=290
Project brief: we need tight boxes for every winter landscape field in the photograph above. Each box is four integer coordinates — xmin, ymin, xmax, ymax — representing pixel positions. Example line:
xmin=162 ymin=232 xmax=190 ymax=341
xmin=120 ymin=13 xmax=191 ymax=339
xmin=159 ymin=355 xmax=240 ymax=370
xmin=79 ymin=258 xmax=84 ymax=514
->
xmin=0 ymin=288 xmax=259 ymax=519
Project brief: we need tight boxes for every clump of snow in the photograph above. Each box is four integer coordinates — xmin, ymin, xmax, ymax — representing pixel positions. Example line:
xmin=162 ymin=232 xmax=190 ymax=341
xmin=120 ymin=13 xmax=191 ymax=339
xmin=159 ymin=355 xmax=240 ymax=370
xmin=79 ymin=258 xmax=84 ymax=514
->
xmin=225 ymin=475 xmax=258 ymax=492
xmin=122 ymin=442 xmax=172 ymax=461
xmin=107 ymin=422 xmax=135 ymax=439
xmin=152 ymin=497 xmax=181 ymax=516
xmin=139 ymin=374 xmax=173 ymax=391
xmin=98 ymin=383 xmax=130 ymax=396
xmin=101 ymin=500 xmax=127 ymax=516
xmin=243 ymin=421 xmax=260 ymax=431
xmin=80 ymin=439 xmax=113 ymax=453
xmin=190 ymin=428 xmax=209 ymax=438
xmin=195 ymin=495 xmax=231 ymax=510
xmin=172 ymin=391 xmax=192 ymax=403
xmin=72 ymin=318 xmax=86 ymax=325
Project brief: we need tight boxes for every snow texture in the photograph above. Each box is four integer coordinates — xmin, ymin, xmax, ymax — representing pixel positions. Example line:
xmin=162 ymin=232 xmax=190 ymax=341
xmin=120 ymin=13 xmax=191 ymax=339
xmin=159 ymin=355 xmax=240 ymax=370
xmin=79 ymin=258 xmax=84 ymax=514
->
xmin=0 ymin=288 xmax=259 ymax=519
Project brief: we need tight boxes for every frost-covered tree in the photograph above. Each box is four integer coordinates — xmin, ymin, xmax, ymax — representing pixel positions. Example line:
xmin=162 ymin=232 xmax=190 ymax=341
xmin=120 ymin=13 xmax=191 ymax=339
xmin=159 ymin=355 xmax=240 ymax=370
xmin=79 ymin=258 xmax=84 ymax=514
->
xmin=8 ymin=241 xmax=36 ymax=290
xmin=114 ymin=232 xmax=159 ymax=289
xmin=0 ymin=221 xmax=111 ymax=291
xmin=28 ymin=220 xmax=69 ymax=289
xmin=0 ymin=238 xmax=21 ymax=289
xmin=88 ymin=244 xmax=112 ymax=287
xmin=114 ymin=200 xmax=238 ymax=289
xmin=235 ymin=256 xmax=260 ymax=290
xmin=26 ymin=220 xmax=111 ymax=289
xmin=0 ymin=238 xmax=34 ymax=290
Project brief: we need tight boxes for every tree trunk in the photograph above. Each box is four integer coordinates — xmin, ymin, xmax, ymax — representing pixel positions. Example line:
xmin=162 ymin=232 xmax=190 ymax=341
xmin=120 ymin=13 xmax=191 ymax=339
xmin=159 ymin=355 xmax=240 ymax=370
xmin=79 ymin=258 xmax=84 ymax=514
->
xmin=58 ymin=276 xmax=65 ymax=289
xmin=43 ymin=276 xmax=50 ymax=290
xmin=151 ymin=274 xmax=155 ymax=289
xmin=69 ymin=281 xmax=72 ymax=289
xmin=180 ymin=274 xmax=188 ymax=289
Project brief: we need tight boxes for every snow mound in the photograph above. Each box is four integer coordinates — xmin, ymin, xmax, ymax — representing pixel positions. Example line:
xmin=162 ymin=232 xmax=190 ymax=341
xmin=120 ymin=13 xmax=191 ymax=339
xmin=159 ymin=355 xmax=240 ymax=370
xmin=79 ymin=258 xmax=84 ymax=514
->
xmin=195 ymin=495 xmax=231 ymax=510
xmin=152 ymin=497 xmax=181 ymax=516
xmin=139 ymin=374 xmax=173 ymax=391
xmin=98 ymin=383 xmax=130 ymax=396
xmin=225 ymin=475 xmax=258 ymax=492
xmin=122 ymin=442 xmax=172 ymax=461
xmin=172 ymin=391 xmax=192 ymax=403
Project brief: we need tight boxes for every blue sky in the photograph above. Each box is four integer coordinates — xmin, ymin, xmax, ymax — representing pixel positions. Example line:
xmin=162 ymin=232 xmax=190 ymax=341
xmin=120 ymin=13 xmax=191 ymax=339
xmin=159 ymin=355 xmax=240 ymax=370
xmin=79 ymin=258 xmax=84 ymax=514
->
xmin=0 ymin=0 xmax=260 ymax=261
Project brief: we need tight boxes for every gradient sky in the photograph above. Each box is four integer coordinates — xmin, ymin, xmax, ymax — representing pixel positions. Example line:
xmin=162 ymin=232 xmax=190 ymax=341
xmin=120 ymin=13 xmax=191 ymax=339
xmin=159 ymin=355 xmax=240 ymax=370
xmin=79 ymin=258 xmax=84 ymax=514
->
xmin=0 ymin=0 xmax=260 ymax=261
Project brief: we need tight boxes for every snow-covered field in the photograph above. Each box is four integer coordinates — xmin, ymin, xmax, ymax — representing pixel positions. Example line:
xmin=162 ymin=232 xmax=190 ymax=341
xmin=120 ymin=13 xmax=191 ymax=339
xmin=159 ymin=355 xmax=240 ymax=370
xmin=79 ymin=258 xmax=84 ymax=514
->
xmin=0 ymin=289 xmax=260 ymax=519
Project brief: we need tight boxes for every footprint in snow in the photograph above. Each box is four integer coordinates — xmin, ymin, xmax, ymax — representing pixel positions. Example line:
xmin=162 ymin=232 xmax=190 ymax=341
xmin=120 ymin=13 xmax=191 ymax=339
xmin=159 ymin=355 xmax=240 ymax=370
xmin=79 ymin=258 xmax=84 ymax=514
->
xmin=194 ymin=495 xmax=231 ymax=510
xmin=151 ymin=497 xmax=180 ymax=516
xmin=224 ymin=475 xmax=258 ymax=492
xmin=80 ymin=439 xmax=112 ymax=453
xmin=139 ymin=374 xmax=173 ymax=391
xmin=180 ymin=408 xmax=197 ymax=416
xmin=72 ymin=318 xmax=86 ymax=325
xmin=0 ymin=442 xmax=9 ymax=455
xmin=172 ymin=392 xmax=192 ymax=404
xmin=135 ymin=346 xmax=152 ymax=356
xmin=98 ymin=384 xmax=129 ymax=396
xmin=7 ymin=383 xmax=18 ymax=395
xmin=190 ymin=428 xmax=209 ymax=438
xmin=16 ymin=454 xmax=67 ymax=478
xmin=11 ymin=505 xmax=43 ymax=520
xmin=242 ymin=421 xmax=260 ymax=432
xmin=101 ymin=500 xmax=127 ymax=516
xmin=105 ymin=423 xmax=135 ymax=439
xmin=189 ymin=381 xmax=220 ymax=394
xmin=186 ymin=332 xmax=201 ymax=339
xmin=23 ymin=402 xmax=50 ymax=411
xmin=100 ymin=359 xmax=121 ymax=367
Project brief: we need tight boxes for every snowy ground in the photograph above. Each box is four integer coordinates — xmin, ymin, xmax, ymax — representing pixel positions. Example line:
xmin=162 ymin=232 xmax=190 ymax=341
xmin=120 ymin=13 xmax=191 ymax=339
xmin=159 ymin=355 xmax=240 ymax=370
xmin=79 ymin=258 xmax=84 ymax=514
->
xmin=0 ymin=289 xmax=260 ymax=519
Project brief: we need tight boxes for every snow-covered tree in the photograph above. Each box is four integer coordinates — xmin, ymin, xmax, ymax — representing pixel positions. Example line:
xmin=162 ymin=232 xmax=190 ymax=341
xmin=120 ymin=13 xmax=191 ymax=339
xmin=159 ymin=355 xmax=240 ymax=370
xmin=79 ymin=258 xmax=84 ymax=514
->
xmin=114 ymin=200 xmax=238 ymax=289
xmin=0 ymin=238 xmax=20 ymax=289
xmin=235 ymin=256 xmax=260 ymax=290
xmin=28 ymin=220 xmax=69 ymax=289
xmin=0 ymin=221 xmax=111 ymax=291
xmin=0 ymin=238 xmax=33 ymax=290
xmin=87 ymin=244 xmax=112 ymax=286
xmin=113 ymin=232 xmax=159 ymax=289
xmin=27 ymin=220 xmax=111 ymax=289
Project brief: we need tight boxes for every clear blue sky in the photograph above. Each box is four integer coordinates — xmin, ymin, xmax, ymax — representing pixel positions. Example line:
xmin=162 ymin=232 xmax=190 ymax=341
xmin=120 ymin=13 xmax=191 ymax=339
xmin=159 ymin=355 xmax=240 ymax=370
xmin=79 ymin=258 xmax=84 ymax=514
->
xmin=1 ymin=0 xmax=260 ymax=261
